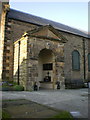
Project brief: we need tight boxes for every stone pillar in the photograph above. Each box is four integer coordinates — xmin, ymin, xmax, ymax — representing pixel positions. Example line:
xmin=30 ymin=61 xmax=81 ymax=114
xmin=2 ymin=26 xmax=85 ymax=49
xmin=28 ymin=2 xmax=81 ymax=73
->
xmin=0 ymin=1 xmax=10 ymax=81
xmin=27 ymin=59 xmax=38 ymax=91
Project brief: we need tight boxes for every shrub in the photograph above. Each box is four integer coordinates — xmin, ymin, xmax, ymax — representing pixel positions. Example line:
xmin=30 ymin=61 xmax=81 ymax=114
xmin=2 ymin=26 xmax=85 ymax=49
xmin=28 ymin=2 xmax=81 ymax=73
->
xmin=1 ymin=81 xmax=18 ymax=91
xmin=13 ymin=85 xmax=24 ymax=91
xmin=1 ymin=81 xmax=13 ymax=91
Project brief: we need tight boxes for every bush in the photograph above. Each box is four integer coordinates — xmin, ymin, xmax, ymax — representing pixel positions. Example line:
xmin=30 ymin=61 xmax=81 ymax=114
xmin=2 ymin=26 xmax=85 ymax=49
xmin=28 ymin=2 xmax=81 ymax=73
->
xmin=1 ymin=81 xmax=24 ymax=91
xmin=13 ymin=85 xmax=24 ymax=91
xmin=1 ymin=81 xmax=19 ymax=91
xmin=1 ymin=81 xmax=13 ymax=91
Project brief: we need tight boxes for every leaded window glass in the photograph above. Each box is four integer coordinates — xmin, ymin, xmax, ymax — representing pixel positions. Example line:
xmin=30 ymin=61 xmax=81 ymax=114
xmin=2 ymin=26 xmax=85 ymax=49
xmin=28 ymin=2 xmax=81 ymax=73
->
xmin=72 ymin=50 xmax=80 ymax=70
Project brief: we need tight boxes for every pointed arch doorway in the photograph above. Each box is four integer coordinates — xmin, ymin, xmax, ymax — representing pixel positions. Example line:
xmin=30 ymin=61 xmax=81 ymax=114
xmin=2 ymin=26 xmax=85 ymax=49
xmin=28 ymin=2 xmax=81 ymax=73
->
xmin=38 ymin=48 xmax=56 ymax=89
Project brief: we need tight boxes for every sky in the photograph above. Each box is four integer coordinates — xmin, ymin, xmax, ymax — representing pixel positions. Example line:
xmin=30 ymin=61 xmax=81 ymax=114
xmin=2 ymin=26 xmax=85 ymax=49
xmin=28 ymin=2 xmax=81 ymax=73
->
xmin=9 ymin=1 xmax=88 ymax=32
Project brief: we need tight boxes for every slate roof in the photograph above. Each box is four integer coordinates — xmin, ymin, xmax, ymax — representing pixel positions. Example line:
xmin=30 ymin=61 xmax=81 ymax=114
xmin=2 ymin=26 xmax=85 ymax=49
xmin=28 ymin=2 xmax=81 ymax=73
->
xmin=7 ymin=9 xmax=89 ymax=38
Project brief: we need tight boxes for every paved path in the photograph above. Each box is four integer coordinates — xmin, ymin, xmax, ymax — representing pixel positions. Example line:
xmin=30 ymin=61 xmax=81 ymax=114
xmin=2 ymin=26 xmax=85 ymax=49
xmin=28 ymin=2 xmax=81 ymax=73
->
xmin=2 ymin=88 xmax=88 ymax=118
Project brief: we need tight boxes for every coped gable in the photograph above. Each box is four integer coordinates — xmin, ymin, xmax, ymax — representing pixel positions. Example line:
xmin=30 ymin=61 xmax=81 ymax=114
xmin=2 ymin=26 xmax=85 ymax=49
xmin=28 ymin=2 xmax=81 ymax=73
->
xmin=26 ymin=25 xmax=67 ymax=43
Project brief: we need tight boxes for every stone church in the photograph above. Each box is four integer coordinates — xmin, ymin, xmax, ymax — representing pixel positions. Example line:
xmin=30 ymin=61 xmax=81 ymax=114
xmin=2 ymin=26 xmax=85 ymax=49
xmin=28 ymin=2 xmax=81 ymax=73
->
xmin=0 ymin=2 xmax=90 ymax=90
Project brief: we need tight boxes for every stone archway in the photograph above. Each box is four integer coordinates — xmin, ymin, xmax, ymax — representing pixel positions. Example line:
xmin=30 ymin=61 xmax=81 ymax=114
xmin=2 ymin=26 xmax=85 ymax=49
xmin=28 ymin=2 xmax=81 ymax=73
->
xmin=38 ymin=49 xmax=56 ymax=89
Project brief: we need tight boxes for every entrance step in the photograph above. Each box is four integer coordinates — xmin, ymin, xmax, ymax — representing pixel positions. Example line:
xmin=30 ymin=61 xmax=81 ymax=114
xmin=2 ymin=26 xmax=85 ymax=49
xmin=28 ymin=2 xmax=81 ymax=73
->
xmin=40 ymin=82 xmax=57 ymax=90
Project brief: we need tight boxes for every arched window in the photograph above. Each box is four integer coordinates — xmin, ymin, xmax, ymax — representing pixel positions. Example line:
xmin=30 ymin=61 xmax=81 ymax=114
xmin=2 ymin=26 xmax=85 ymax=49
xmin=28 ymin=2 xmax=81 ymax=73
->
xmin=88 ymin=53 xmax=90 ymax=71
xmin=72 ymin=50 xmax=80 ymax=70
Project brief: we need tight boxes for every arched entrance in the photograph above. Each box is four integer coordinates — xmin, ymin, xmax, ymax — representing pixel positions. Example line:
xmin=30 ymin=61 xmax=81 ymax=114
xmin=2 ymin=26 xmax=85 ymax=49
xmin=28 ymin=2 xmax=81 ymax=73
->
xmin=38 ymin=49 xmax=55 ymax=89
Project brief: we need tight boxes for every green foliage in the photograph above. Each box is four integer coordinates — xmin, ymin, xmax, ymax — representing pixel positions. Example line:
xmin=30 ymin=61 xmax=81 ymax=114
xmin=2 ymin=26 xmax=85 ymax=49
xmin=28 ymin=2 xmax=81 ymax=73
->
xmin=2 ymin=110 xmax=11 ymax=118
xmin=2 ymin=81 xmax=13 ymax=91
xmin=12 ymin=82 xmax=18 ymax=86
xmin=48 ymin=111 xmax=73 ymax=120
xmin=13 ymin=85 xmax=24 ymax=91
xmin=1 ymin=80 xmax=24 ymax=91
xmin=53 ymin=111 xmax=73 ymax=120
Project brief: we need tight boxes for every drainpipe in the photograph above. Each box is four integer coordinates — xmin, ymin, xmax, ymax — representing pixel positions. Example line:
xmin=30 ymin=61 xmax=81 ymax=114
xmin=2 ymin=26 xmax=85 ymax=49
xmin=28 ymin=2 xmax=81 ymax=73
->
xmin=17 ymin=41 xmax=20 ymax=85
xmin=83 ymin=38 xmax=86 ymax=81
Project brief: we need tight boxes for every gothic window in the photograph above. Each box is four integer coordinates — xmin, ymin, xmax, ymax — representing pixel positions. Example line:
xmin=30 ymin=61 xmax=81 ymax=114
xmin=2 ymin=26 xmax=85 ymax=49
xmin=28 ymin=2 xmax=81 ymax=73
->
xmin=88 ymin=53 xmax=90 ymax=71
xmin=72 ymin=50 xmax=80 ymax=70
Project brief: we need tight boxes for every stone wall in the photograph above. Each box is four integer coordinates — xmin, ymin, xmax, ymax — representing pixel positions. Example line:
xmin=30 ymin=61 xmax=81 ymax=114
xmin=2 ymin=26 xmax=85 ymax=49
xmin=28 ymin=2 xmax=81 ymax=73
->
xmin=13 ymin=42 xmax=18 ymax=81
xmin=3 ymin=10 xmax=90 ymax=88
xmin=0 ymin=2 xmax=9 ymax=81
xmin=12 ymin=20 xmax=90 ymax=90
xmin=14 ymin=36 xmax=28 ymax=90
xmin=64 ymin=33 xmax=84 ymax=81
xmin=0 ymin=2 xmax=4 ymax=81
xmin=86 ymin=39 xmax=90 ymax=82
xmin=58 ymin=31 xmax=89 ymax=86
xmin=26 ymin=36 xmax=65 ymax=90
xmin=10 ymin=20 xmax=39 ymax=42
xmin=13 ymin=30 xmax=65 ymax=90
xmin=3 ymin=18 xmax=38 ymax=81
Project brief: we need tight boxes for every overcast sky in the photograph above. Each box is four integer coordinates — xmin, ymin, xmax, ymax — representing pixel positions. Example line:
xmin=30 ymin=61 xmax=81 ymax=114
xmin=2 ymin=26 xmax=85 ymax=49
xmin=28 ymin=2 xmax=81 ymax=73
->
xmin=10 ymin=1 xmax=88 ymax=32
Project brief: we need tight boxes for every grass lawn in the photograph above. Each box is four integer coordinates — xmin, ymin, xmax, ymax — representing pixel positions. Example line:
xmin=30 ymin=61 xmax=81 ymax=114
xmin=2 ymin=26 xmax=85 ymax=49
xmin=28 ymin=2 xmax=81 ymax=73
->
xmin=2 ymin=99 xmax=74 ymax=119
xmin=52 ymin=111 xmax=73 ymax=119
xmin=2 ymin=110 xmax=11 ymax=118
